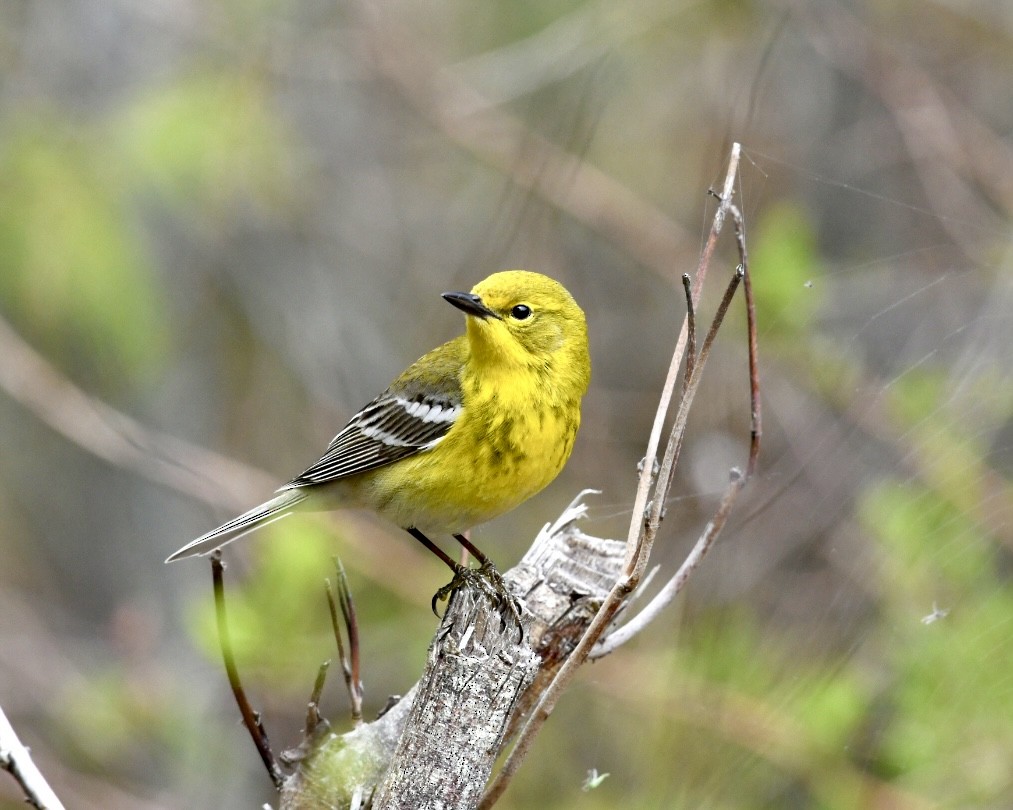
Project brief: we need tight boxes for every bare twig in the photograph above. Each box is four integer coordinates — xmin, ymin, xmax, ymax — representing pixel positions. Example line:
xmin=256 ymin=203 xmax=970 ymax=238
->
xmin=305 ymin=661 xmax=331 ymax=739
xmin=211 ymin=552 xmax=284 ymax=789
xmin=595 ymin=204 xmax=762 ymax=657
xmin=326 ymin=560 xmax=364 ymax=725
xmin=593 ymin=468 xmax=745 ymax=656
xmin=730 ymin=207 xmax=762 ymax=477
xmin=646 ymin=265 xmax=745 ymax=538
xmin=0 ymin=706 xmax=66 ymax=810
xmin=481 ymin=142 xmax=752 ymax=808
xmin=681 ymin=273 xmax=697 ymax=393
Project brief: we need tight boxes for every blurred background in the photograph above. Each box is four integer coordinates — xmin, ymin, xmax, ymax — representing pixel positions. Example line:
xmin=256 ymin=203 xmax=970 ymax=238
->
xmin=1 ymin=0 xmax=1011 ymax=807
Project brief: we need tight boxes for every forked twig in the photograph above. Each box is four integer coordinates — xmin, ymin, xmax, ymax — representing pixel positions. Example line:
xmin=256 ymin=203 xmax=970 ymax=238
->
xmin=325 ymin=559 xmax=364 ymax=725
xmin=480 ymin=141 xmax=758 ymax=808
xmin=593 ymin=466 xmax=745 ymax=656
xmin=594 ymin=207 xmax=761 ymax=657
xmin=211 ymin=552 xmax=284 ymax=789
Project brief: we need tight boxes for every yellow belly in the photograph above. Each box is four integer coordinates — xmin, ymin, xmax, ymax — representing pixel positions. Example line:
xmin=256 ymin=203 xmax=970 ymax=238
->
xmin=356 ymin=396 xmax=578 ymax=533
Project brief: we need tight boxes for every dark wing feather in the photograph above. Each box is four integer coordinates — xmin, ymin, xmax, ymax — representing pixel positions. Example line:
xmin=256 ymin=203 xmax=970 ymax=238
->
xmin=284 ymin=340 xmax=466 ymax=489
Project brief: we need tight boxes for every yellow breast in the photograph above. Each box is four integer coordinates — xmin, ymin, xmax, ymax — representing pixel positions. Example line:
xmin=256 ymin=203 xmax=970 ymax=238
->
xmin=363 ymin=368 xmax=579 ymax=533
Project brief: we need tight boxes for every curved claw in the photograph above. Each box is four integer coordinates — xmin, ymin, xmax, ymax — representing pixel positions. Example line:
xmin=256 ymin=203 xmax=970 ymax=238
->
xmin=431 ymin=563 xmax=466 ymax=617
xmin=430 ymin=561 xmax=525 ymax=642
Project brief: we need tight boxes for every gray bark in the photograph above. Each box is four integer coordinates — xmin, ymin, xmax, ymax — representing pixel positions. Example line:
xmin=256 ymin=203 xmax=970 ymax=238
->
xmin=279 ymin=514 xmax=624 ymax=809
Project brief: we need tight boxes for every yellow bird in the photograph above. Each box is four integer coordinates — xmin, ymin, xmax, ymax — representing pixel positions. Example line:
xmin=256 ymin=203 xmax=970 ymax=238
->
xmin=166 ymin=270 xmax=591 ymax=615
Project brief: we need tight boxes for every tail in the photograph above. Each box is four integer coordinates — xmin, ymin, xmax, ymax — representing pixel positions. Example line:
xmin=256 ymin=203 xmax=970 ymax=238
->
xmin=165 ymin=489 xmax=308 ymax=563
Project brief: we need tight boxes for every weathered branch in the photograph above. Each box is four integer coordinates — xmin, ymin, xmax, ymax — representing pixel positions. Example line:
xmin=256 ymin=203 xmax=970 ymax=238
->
xmin=278 ymin=497 xmax=624 ymax=808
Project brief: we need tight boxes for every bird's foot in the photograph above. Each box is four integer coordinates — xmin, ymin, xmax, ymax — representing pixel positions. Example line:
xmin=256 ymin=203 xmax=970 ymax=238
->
xmin=431 ymin=560 xmax=524 ymax=641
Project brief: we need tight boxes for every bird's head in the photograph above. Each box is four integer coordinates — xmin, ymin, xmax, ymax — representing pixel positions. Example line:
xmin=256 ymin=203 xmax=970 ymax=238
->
xmin=443 ymin=270 xmax=590 ymax=391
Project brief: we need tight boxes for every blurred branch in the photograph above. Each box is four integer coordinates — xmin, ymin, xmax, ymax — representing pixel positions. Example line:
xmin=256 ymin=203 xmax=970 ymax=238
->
xmin=796 ymin=2 xmax=1013 ymax=255
xmin=0 ymin=311 xmax=436 ymax=606
xmin=0 ymin=705 xmax=66 ymax=810
xmin=449 ymin=0 xmax=696 ymax=108
xmin=355 ymin=5 xmax=695 ymax=283
xmin=0 ymin=313 xmax=271 ymax=511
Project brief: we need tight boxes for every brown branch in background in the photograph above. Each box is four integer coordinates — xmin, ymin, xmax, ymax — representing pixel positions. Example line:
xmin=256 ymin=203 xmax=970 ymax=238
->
xmin=355 ymin=5 xmax=695 ymax=284
xmin=481 ymin=142 xmax=755 ymax=808
xmin=210 ymin=552 xmax=284 ymax=789
xmin=0 ymin=706 xmax=66 ymax=810
xmin=325 ymin=560 xmax=364 ymax=725
xmin=0 ymin=315 xmax=270 ymax=512
xmin=795 ymin=1 xmax=1013 ymax=257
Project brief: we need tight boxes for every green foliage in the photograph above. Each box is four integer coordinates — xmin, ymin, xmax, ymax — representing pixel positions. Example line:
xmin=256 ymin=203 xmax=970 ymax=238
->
xmin=884 ymin=368 xmax=949 ymax=427
xmin=0 ymin=122 xmax=168 ymax=382
xmin=749 ymin=201 xmax=823 ymax=338
xmin=122 ymin=71 xmax=293 ymax=217
xmin=187 ymin=519 xmax=340 ymax=694
xmin=859 ymin=481 xmax=1013 ymax=803
xmin=57 ymin=668 xmax=184 ymax=774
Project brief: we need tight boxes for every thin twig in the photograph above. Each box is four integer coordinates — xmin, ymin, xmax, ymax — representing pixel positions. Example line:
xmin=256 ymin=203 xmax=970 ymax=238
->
xmin=595 ymin=207 xmax=762 ymax=657
xmin=593 ymin=468 xmax=745 ymax=656
xmin=621 ymin=143 xmax=742 ymax=576
xmin=211 ymin=552 xmax=284 ymax=789
xmin=681 ymin=273 xmax=697 ymax=395
xmin=729 ymin=206 xmax=763 ymax=476
xmin=481 ymin=143 xmax=747 ymax=808
xmin=0 ymin=706 xmax=66 ymax=810
xmin=325 ymin=578 xmax=347 ymax=683
xmin=305 ymin=661 xmax=331 ymax=737
xmin=646 ymin=266 xmax=745 ymax=537
xmin=328 ymin=558 xmax=364 ymax=724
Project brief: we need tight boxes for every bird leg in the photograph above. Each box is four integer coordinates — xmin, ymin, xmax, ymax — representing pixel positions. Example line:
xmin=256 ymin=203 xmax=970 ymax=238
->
xmin=405 ymin=528 xmax=523 ymax=639
xmin=450 ymin=533 xmax=524 ymax=639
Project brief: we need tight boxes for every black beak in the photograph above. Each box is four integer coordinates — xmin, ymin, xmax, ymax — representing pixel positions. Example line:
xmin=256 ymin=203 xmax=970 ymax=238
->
xmin=442 ymin=291 xmax=501 ymax=320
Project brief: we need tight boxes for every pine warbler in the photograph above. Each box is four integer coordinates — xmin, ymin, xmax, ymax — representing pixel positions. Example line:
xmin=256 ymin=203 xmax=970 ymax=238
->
xmin=166 ymin=270 xmax=590 ymax=613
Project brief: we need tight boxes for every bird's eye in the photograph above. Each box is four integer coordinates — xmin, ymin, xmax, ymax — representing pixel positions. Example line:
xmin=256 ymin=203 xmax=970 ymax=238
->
xmin=511 ymin=304 xmax=532 ymax=320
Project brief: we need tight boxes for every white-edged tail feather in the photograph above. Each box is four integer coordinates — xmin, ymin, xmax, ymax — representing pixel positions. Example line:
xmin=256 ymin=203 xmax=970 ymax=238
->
xmin=165 ymin=489 xmax=309 ymax=562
